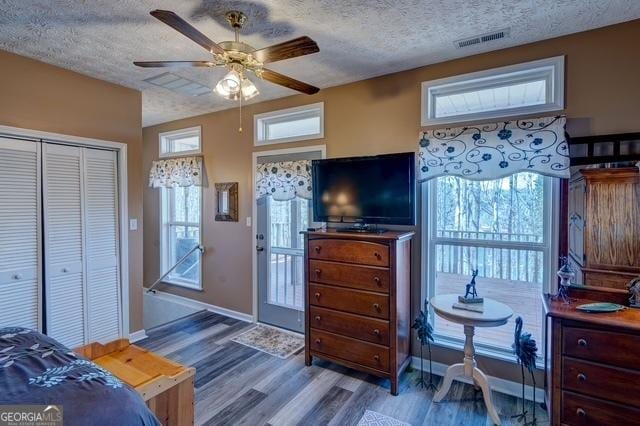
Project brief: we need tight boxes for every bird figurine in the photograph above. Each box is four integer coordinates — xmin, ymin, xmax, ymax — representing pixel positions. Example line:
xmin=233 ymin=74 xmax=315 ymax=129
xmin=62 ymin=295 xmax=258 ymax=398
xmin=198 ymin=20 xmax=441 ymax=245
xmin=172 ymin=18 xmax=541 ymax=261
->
xmin=512 ymin=316 xmax=538 ymax=425
xmin=412 ymin=299 xmax=436 ymax=391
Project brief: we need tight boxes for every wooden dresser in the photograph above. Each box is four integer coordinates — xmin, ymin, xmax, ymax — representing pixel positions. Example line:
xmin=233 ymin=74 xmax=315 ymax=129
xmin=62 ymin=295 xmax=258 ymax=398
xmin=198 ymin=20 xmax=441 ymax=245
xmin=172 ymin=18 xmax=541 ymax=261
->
xmin=567 ymin=167 xmax=640 ymax=289
xmin=544 ymin=295 xmax=640 ymax=425
xmin=303 ymin=229 xmax=413 ymax=395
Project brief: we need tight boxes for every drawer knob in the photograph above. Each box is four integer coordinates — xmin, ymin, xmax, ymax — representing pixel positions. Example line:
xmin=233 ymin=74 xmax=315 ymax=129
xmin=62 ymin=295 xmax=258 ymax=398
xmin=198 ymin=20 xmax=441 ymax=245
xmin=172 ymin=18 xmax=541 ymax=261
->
xmin=315 ymin=316 xmax=321 ymax=321
xmin=576 ymin=408 xmax=586 ymax=417
xmin=374 ymin=252 xmax=380 ymax=259
xmin=314 ymin=269 xmax=321 ymax=275
xmin=578 ymin=338 xmax=588 ymax=347
xmin=314 ymin=246 xmax=321 ymax=252
xmin=373 ymin=276 xmax=381 ymax=285
xmin=373 ymin=303 xmax=380 ymax=310
xmin=314 ymin=292 xmax=321 ymax=299
xmin=373 ymin=329 xmax=380 ymax=336
xmin=12 ymin=274 xmax=22 ymax=280
xmin=577 ymin=373 xmax=587 ymax=382
xmin=62 ymin=267 xmax=69 ymax=273
xmin=373 ymin=354 xmax=380 ymax=362
xmin=315 ymin=338 xmax=321 ymax=344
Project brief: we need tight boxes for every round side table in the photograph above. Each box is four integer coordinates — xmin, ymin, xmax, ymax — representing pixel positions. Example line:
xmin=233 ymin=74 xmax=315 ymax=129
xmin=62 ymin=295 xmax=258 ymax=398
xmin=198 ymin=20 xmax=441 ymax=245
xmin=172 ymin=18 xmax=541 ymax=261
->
xmin=430 ymin=294 xmax=513 ymax=426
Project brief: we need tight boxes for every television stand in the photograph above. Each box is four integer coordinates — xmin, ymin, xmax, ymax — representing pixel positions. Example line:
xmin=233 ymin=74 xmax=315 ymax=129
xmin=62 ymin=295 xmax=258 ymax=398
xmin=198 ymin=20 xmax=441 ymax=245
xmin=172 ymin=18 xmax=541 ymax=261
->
xmin=335 ymin=224 xmax=387 ymax=234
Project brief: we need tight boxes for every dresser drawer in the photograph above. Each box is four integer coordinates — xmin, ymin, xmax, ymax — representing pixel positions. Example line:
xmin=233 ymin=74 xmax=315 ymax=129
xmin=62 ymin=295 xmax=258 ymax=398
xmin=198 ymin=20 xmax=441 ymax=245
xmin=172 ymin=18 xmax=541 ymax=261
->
xmin=310 ymin=328 xmax=389 ymax=372
xmin=310 ymin=306 xmax=390 ymax=345
xmin=309 ymin=283 xmax=389 ymax=319
xmin=562 ymin=391 xmax=640 ymax=426
xmin=563 ymin=326 xmax=640 ymax=368
xmin=309 ymin=259 xmax=389 ymax=293
xmin=308 ymin=239 xmax=389 ymax=267
xmin=563 ymin=357 xmax=640 ymax=406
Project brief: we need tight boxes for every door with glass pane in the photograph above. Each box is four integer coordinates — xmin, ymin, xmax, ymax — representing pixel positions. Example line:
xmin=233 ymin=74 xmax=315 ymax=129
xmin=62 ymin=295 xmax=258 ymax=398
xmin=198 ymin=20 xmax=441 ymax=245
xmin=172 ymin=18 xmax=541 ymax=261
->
xmin=256 ymin=150 xmax=322 ymax=333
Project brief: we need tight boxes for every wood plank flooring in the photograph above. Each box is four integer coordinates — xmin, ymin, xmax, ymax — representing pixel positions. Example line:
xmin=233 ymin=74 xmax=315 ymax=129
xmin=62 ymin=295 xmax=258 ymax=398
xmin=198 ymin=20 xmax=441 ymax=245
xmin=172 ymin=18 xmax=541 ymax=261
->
xmin=137 ymin=311 xmax=549 ymax=426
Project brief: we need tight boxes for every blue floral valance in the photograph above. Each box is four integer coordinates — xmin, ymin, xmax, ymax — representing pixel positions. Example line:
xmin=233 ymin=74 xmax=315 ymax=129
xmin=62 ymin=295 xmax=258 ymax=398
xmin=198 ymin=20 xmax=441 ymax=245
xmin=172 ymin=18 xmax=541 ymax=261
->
xmin=149 ymin=156 xmax=203 ymax=188
xmin=417 ymin=115 xmax=569 ymax=181
xmin=256 ymin=160 xmax=312 ymax=201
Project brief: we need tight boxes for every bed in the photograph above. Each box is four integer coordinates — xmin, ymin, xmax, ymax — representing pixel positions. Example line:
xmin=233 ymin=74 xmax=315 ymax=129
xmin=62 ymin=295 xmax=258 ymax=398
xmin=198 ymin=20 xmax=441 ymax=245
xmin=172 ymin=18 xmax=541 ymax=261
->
xmin=0 ymin=327 xmax=160 ymax=426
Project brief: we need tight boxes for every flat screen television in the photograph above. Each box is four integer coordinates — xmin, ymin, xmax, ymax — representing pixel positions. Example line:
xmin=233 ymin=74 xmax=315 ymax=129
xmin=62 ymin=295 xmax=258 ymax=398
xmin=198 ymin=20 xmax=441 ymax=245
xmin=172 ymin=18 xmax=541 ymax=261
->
xmin=312 ymin=152 xmax=416 ymax=227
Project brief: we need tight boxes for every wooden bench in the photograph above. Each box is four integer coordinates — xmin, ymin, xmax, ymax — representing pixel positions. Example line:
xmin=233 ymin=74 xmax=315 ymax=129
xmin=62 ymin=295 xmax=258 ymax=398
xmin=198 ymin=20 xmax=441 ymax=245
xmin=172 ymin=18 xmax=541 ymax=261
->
xmin=76 ymin=339 xmax=195 ymax=426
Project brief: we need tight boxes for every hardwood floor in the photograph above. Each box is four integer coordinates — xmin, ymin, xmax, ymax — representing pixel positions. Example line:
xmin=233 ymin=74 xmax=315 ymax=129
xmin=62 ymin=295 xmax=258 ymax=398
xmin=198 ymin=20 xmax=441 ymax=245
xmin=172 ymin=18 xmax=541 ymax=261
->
xmin=137 ymin=311 xmax=549 ymax=426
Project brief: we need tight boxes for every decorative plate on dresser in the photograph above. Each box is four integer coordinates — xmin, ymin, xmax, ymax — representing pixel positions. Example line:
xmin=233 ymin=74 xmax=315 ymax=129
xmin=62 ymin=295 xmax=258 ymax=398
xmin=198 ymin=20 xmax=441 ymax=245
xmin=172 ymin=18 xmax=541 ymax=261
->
xmin=303 ymin=229 xmax=414 ymax=395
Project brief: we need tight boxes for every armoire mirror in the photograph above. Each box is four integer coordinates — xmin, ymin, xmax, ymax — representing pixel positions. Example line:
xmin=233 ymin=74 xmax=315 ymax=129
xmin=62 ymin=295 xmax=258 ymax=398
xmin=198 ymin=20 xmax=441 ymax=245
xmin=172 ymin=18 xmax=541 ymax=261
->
xmin=563 ymin=133 xmax=640 ymax=296
xmin=215 ymin=182 xmax=238 ymax=222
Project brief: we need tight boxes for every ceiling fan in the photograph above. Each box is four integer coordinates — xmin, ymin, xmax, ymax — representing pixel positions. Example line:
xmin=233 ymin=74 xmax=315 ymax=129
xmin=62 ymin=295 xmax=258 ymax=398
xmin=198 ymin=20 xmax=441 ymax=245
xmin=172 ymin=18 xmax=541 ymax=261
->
xmin=134 ymin=9 xmax=320 ymax=101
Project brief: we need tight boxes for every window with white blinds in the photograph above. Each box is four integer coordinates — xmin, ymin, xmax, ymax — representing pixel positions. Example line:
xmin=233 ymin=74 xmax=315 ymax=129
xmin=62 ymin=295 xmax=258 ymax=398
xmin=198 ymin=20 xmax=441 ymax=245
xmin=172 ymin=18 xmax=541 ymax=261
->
xmin=0 ymin=138 xmax=41 ymax=330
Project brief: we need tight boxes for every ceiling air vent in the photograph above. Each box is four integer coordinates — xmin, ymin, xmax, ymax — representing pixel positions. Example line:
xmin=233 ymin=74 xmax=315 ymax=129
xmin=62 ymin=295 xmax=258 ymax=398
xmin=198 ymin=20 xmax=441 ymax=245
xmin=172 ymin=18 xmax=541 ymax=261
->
xmin=143 ymin=72 xmax=212 ymax=97
xmin=455 ymin=28 xmax=510 ymax=49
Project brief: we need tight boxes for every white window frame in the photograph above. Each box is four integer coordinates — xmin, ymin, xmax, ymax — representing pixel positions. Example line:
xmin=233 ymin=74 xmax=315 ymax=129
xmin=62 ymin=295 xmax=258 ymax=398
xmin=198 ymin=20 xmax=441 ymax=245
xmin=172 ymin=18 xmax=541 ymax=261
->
xmin=254 ymin=102 xmax=324 ymax=146
xmin=421 ymin=175 xmax=560 ymax=366
xmin=158 ymin=126 xmax=202 ymax=158
xmin=421 ymin=56 xmax=565 ymax=126
xmin=160 ymin=186 xmax=203 ymax=290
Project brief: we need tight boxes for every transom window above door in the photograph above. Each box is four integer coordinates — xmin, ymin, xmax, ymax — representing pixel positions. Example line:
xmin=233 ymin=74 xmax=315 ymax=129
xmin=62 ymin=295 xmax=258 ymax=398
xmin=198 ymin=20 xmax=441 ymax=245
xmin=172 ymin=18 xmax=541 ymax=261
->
xmin=421 ymin=56 xmax=564 ymax=126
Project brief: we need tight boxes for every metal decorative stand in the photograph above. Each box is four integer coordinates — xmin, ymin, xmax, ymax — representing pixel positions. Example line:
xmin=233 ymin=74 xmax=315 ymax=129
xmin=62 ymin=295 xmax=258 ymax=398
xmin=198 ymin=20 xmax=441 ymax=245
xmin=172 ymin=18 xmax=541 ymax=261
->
xmin=554 ymin=257 xmax=575 ymax=304
xmin=512 ymin=317 xmax=538 ymax=425
xmin=412 ymin=300 xmax=437 ymax=391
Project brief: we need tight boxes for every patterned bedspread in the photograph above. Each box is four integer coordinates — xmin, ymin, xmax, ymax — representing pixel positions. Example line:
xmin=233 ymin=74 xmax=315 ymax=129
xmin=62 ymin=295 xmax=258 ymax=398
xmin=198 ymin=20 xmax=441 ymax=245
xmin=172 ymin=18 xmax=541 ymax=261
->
xmin=0 ymin=328 xmax=160 ymax=426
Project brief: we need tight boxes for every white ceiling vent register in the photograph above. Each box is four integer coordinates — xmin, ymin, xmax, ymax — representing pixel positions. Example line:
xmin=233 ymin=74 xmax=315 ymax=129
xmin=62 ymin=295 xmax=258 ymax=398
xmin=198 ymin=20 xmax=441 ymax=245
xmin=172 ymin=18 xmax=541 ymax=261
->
xmin=455 ymin=28 xmax=511 ymax=49
xmin=143 ymin=72 xmax=212 ymax=97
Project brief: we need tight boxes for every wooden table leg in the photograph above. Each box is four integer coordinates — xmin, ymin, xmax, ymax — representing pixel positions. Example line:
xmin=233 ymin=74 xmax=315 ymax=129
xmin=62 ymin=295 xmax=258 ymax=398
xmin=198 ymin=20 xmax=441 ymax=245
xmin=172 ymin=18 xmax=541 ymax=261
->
xmin=433 ymin=362 xmax=464 ymax=402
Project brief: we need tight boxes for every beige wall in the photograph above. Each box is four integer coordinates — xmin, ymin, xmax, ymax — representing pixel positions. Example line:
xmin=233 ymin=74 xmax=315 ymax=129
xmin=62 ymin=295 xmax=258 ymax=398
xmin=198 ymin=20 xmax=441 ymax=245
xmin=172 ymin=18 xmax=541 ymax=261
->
xmin=143 ymin=20 xmax=640 ymax=381
xmin=0 ymin=49 xmax=144 ymax=332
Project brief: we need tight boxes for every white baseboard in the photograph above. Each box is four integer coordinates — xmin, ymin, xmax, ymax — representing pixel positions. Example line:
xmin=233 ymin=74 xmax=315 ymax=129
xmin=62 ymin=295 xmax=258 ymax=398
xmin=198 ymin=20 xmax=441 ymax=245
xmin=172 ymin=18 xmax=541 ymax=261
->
xmin=129 ymin=329 xmax=147 ymax=343
xmin=146 ymin=289 xmax=254 ymax=323
xmin=410 ymin=356 xmax=545 ymax=402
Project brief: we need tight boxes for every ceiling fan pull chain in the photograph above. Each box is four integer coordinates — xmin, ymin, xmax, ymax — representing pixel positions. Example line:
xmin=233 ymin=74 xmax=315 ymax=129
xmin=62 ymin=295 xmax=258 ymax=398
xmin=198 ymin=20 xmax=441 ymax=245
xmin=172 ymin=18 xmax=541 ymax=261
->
xmin=238 ymin=77 xmax=243 ymax=133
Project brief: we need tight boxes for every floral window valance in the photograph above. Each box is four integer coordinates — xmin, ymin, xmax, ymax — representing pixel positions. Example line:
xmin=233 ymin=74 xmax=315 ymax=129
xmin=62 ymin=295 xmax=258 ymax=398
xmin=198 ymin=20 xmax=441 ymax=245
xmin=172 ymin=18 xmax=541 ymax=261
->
xmin=149 ymin=156 xmax=203 ymax=188
xmin=417 ymin=115 xmax=570 ymax=181
xmin=256 ymin=160 xmax=312 ymax=201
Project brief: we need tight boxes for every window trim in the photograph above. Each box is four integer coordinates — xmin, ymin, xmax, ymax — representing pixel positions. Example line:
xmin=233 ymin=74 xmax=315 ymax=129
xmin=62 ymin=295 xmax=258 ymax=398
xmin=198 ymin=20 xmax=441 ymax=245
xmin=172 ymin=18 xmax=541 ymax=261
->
xmin=158 ymin=126 xmax=202 ymax=158
xmin=254 ymin=102 xmax=324 ymax=146
xmin=420 ymin=174 xmax=560 ymax=367
xmin=159 ymin=186 xmax=203 ymax=291
xmin=421 ymin=56 xmax=565 ymax=126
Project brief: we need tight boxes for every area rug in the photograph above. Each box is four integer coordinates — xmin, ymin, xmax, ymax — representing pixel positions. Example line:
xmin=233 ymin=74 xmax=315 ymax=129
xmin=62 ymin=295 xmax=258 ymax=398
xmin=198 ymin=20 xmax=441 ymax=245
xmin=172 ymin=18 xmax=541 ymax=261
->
xmin=231 ymin=324 xmax=304 ymax=359
xmin=357 ymin=410 xmax=410 ymax=426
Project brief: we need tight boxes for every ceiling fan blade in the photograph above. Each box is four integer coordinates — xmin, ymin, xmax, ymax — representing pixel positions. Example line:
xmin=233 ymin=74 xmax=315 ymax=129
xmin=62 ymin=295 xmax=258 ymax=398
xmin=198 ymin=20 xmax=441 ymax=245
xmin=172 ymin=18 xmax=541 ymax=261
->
xmin=134 ymin=61 xmax=215 ymax=68
xmin=260 ymin=68 xmax=319 ymax=95
xmin=150 ymin=10 xmax=225 ymax=55
xmin=253 ymin=36 xmax=319 ymax=64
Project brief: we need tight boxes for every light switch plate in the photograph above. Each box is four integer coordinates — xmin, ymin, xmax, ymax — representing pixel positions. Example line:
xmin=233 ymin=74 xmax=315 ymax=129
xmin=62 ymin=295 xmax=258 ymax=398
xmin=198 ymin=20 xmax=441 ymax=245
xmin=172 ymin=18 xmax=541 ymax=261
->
xmin=129 ymin=218 xmax=138 ymax=231
xmin=246 ymin=217 xmax=252 ymax=227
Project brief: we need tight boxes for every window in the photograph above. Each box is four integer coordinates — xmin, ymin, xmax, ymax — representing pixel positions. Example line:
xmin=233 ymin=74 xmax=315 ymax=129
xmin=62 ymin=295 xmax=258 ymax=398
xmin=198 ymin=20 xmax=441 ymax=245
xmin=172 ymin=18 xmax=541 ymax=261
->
xmin=159 ymin=126 xmax=201 ymax=157
xmin=161 ymin=186 xmax=202 ymax=289
xmin=424 ymin=172 xmax=557 ymax=362
xmin=159 ymin=127 xmax=202 ymax=289
xmin=254 ymin=103 xmax=324 ymax=146
xmin=421 ymin=56 xmax=564 ymax=126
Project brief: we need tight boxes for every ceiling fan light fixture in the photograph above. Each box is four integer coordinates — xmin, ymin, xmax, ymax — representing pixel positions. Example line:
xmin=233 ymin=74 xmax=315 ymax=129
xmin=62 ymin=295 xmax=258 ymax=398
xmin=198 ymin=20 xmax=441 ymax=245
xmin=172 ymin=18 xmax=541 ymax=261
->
xmin=241 ymin=77 xmax=259 ymax=101
xmin=214 ymin=69 xmax=241 ymax=97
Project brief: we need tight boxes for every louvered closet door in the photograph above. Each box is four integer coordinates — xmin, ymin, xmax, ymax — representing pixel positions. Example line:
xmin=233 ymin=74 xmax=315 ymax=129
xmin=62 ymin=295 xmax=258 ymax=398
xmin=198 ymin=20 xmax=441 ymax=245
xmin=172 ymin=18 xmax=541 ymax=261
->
xmin=0 ymin=137 xmax=41 ymax=330
xmin=43 ymin=144 xmax=86 ymax=348
xmin=83 ymin=148 xmax=121 ymax=343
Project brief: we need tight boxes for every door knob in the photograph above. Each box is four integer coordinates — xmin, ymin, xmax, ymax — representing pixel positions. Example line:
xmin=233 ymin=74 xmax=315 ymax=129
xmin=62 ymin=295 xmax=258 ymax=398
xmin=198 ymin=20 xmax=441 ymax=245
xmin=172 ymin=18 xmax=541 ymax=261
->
xmin=256 ymin=246 xmax=264 ymax=252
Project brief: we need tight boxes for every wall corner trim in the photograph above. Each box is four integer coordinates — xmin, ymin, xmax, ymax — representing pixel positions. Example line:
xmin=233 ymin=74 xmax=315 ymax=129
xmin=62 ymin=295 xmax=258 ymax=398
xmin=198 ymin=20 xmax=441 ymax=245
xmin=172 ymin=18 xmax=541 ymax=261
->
xmin=129 ymin=329 xmax=148 ymax=343
xmin=410 ymin=356 xmax=545 ymax=402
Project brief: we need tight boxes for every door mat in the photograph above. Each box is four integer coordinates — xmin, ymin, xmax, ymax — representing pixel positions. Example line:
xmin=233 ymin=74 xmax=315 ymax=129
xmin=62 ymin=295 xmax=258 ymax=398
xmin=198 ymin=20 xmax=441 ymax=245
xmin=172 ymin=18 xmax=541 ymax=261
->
xmin=231 ymin=324 xmax=304 ymax=359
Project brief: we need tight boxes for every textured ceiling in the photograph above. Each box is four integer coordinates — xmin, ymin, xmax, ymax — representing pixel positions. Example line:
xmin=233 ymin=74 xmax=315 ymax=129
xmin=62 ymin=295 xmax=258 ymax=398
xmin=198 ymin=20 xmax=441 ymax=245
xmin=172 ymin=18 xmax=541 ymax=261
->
xmin=1 ymin=0 xmax=640 ymax=126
